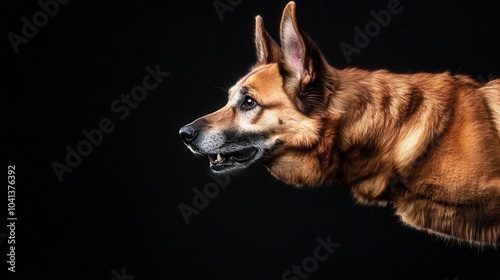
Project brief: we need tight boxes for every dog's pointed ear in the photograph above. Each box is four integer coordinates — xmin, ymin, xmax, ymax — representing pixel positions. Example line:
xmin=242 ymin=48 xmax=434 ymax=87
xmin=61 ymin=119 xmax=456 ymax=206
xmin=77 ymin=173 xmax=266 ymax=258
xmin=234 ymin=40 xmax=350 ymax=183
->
xmin=279 ymin=1 xmax=331 ymax=114
xmin=280 ymin=2 xmax=306 ymax=77
xmin=255 ymin=15 xmax=280 ymax=64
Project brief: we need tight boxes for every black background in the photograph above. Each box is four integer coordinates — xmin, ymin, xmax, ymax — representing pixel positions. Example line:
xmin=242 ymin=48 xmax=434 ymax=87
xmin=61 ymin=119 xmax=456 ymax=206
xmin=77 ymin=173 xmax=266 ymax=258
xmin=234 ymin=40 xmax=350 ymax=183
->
xmin=4 ymin=0 xmax=500 ymax=279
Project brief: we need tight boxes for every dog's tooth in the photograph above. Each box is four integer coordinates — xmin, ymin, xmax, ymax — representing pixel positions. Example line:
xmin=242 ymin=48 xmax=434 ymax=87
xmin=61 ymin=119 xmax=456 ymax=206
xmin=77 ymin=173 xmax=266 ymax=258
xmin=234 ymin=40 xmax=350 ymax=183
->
xmin=217 ymin=154 xmax=223 ymax=162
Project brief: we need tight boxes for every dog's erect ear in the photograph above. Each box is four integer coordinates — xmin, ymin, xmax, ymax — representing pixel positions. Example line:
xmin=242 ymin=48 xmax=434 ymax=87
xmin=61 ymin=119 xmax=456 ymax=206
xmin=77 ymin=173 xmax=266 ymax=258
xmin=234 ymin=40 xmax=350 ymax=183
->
xmin=280 ymin=2 xmax=306 ymax=77
xmin=254 ymin=15 xmax=280 ymax=64
xmin=279 ymin=2 xmax=331 ymax=114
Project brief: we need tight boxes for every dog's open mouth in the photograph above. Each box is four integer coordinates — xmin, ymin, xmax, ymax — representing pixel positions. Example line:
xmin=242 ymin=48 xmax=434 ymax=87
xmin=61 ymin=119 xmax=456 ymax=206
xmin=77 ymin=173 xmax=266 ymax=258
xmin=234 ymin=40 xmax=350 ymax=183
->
xmin=207 ymin=147 xmax=258 ymax=171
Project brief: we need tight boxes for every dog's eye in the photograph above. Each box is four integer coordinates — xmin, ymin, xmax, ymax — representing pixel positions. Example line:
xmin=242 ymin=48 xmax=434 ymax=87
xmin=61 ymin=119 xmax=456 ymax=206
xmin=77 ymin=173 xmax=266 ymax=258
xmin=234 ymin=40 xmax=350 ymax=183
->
xmin=241 ymin=96 xmax=257 ymax=110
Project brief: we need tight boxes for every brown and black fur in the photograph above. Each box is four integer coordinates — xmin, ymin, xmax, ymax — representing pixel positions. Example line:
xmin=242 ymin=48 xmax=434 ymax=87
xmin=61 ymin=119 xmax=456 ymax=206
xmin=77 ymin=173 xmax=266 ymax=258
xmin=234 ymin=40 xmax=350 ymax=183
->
xmin=180 ymin=2 xmax=500 ymax=247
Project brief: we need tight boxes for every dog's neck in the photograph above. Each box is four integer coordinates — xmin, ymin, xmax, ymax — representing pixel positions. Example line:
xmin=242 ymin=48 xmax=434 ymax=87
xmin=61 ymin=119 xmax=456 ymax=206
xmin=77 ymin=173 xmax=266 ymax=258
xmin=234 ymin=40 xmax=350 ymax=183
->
xmin=265 ymin=66 xmax=411 ymax=187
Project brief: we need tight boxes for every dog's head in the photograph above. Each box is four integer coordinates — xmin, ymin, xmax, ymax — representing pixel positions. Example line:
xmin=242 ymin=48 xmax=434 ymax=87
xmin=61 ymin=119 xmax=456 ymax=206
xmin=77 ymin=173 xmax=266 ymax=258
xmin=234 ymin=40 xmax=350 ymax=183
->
xmin=180 ymin=2 xmax=337 ymax=185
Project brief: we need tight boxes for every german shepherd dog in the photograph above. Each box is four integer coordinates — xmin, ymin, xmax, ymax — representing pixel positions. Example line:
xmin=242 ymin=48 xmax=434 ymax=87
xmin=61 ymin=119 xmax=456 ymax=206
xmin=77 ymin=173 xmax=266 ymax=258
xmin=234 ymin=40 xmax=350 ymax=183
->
xmin=180 ymin=2 xmax=500 ymax=247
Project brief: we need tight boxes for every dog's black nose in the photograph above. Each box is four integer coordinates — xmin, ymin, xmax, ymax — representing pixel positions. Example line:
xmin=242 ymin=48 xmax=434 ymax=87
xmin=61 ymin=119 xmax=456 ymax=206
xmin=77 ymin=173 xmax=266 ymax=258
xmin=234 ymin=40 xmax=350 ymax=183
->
xmin=179 ymin=125 xmax=198 ymax=144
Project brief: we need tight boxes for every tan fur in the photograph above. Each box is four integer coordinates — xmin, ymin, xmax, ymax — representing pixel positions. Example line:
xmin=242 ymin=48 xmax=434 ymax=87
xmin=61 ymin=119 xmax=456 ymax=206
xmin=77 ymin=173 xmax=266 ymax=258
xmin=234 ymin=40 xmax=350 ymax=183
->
xmin=183 ymin=2 xmax=500 ymax=247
